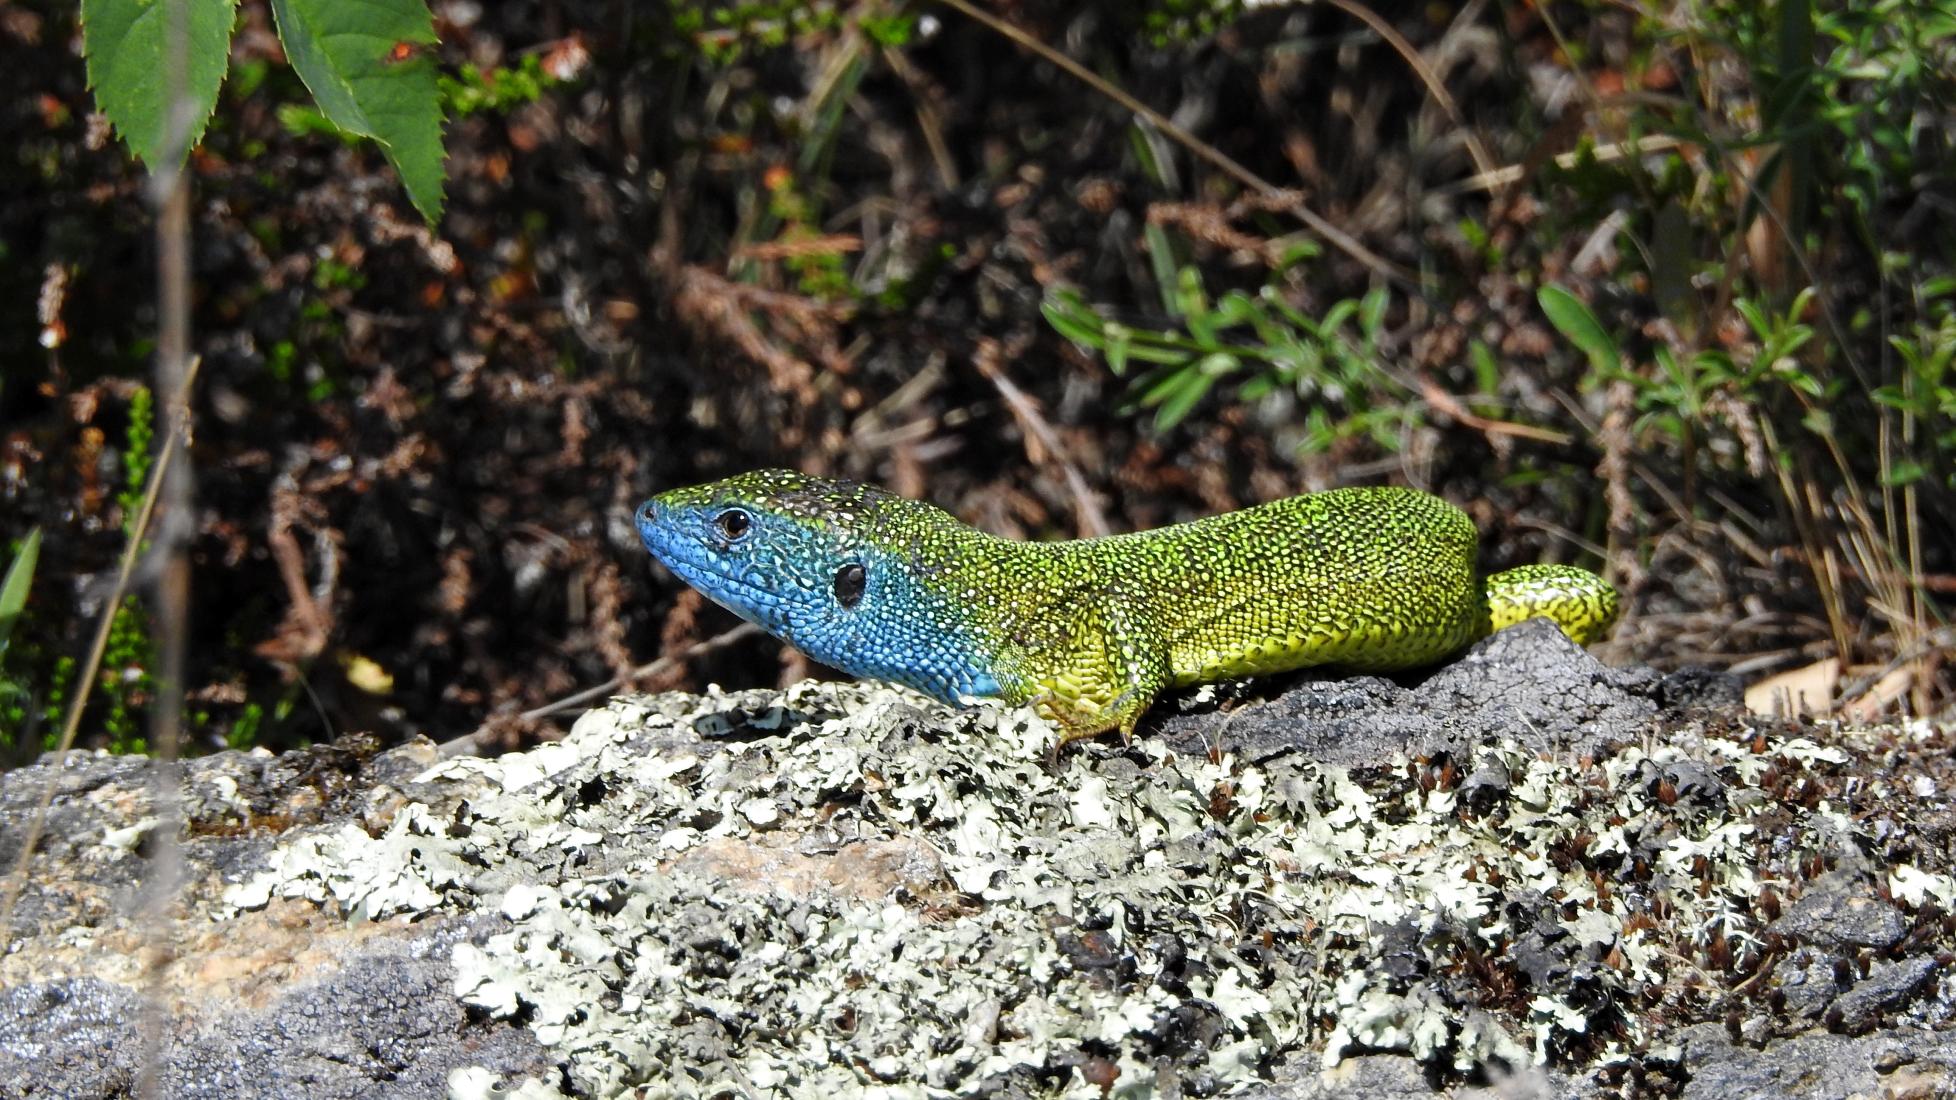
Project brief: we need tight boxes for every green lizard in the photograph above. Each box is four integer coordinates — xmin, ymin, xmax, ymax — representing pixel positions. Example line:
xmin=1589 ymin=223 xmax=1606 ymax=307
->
xmin=635 ymin=470 xmax=1619 ymax=743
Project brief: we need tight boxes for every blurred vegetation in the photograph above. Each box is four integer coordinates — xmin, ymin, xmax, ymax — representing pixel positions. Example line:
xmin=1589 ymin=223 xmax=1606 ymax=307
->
xmin=0 ymin=0 xmax=1951 ymax=760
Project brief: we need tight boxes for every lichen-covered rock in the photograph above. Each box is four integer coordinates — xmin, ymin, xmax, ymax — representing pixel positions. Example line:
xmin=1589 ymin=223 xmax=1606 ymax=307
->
xmin=3 ymin=628 xmax=1954 ymax=1098
xmin=1674 ymin=1022 xmax=1956 ymax=1099
xmin=1768 ymin=869 xmax=1908 ymax=951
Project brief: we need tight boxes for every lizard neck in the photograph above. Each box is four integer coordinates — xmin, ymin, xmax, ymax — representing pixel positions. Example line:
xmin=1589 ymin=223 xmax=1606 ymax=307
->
xmin=791 ymin=518 xmax=1023 ymax=705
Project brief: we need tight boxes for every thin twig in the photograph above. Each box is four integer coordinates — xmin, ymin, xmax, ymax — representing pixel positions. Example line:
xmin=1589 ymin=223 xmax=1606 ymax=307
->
xmin=1434 ymin=136 xmax=1684 ymax=196
xmin=1414 ymin=377 xmax=1574 ymax=446
xmin=1837 ymin=625 xmax=1956 ymax=709
xmin=972 ymin=337 xmax=1110 ymax=538
xmin=0 ymin=354 xmax=204 ymax=943
xmin=932 ymin=0 xmax=1422 ymax=290
xmin=138 ymin=0 xmax=197 ymax=1077
xmin=435 ymin=622 xmax=765 ymax=757
xmin=881 ymin=44 xmax=959 ymax=189
xmin=1320 ymin=0 xmax=1499 ymax=183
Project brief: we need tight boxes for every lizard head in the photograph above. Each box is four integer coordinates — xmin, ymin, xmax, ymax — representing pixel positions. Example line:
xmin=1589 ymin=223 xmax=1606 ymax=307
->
xmin=633 ymin=469 xmax=994 ymax=700
xmin=636 ymin=470 xmax=884 ymax=641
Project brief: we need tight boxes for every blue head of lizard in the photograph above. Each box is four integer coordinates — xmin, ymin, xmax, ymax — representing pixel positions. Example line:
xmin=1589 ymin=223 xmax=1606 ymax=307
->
xmin=635 ymin=469 xmax=1003 ymax=703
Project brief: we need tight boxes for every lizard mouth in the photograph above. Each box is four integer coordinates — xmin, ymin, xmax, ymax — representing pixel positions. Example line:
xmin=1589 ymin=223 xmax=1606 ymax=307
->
xmin=635 ymin=502 xmax=791 ymax=635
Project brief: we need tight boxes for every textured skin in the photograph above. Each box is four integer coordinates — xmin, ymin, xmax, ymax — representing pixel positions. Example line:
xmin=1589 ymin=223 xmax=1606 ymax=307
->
xmin=635 ymin=470 xmax=1620 ymax=742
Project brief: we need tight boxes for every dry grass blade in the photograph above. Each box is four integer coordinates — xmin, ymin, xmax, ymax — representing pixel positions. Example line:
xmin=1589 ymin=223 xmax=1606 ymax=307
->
xmin=881 ymin=43 xmax=960 ymax=189
xmin=0 ymin=354 xmax=204 ymax=944
xmin=973 ymin=336 xmax=1110 ymax=538
xmin=435 ymin=622 xmax=766 ymax=757
xmin=1438 ymin=135 xmax=1684 ymax=196
xmin=933 ymin=0 xmax=1422 ymax=290
xmin=1320 ymin=0 xmax=1498 ymax=183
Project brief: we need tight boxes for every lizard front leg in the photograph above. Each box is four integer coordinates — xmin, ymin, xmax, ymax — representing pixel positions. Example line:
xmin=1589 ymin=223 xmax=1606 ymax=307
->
xmin=1020 ymin=601 xmax=1168 ymax=745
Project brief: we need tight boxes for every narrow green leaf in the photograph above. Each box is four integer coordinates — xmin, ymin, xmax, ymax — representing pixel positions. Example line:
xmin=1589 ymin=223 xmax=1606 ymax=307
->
xmin=1176 ymin=267 xmax=1213 ymax=343
xmin=1120 ymin=341 xmax=1206 ymax=367
xmin=1358 ymin=286 xmax=1390 ymax=342
xmin=1138 ymin=364 xmax=1199 ymax=406
xmin=1197 ymin=351 xmax=1241 ymax=377
xmin=1144 ymin=223 xmax=1179 ymax=316
xmin=1734 ymin=298 xmax=1772 ymax=342
xmin=1214 ymin=290 xmax=1257 ymax=328
xmin=1040 ymin=290 xmax=1107 ymax=347
xmin=1469 ymin=340 xmax=1500 ymax=395
xmin=0 ymin=528 xmax=42 ymax=661
xmin=1105 ymin=331 xmax=1130 ymax=377
xmin=1153 ymin=372 xmax=1214 ymax=431
xmin=1319 ymin=299 xmax=1358 ymax=336
xmin=269 ymin=0 xmax=446 ymax=222
xmin=1259 ymin=286 xmax=1320 ymax=337
xmin=82 ymin=0 xmax=238 ymax=166
xmin=1538 ymin=285 xmax=1622 ymax=375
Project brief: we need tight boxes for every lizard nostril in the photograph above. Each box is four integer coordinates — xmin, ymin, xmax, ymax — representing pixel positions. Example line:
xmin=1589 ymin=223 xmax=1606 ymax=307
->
xmin=637 ymin=499 xmax=659 ymax=524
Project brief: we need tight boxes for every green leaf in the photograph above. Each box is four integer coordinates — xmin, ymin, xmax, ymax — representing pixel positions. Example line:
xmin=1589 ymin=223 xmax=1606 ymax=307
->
xmin=269 ymin=0 xmax=446 ymax=222
xmin=1144 ymin=223 xmax=1179 ymax=316
xmin=1152 ymin=371 xmax=1214 ymax=431
xmin=0 ymin=528 xmax=41 ymax=662
xmin=1214 ymin=290 xmax=1257 ymax=328
xmin=1138 ymin=364 xmax=1198 ymax=406
xmin=1358 ymin=286 xmax=1390 ymax=342
xmin=1105 ymin=329 xmax=1130 ymax=377
xmin=1881 ymin=460 xmax=1928 ymax=487
xmin=1538 ymin=285 xmax=1622 ymax=375
xmin=1469 ymin=340 xmax=1500 ymax=395
xmin=1041 ymin=289 xmax=1107 ymax=347
xmin=1197 ymin=351 xmax=1242 ymax=377
xmin=82 ymin=0 xmax=239 ymax=167
xmin=1318 ymin=300 xmax=1357 ymax=335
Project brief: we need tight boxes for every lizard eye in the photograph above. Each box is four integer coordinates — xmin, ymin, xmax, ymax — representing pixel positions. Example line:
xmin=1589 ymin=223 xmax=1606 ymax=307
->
xmin=714 ymin=508 xmax=752 ymax=542
xmin=833 ymin=563 xmax=866 ymax=608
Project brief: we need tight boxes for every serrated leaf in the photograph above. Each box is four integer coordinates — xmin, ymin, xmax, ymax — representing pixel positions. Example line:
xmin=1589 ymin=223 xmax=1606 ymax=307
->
xmin=1 ymin=528 xmax=41 ymax=662
xmin=82 ymin=0 xmax=239 ymax=167
xmin=269 ymin=0 xmax=446 ymax=222
xmin=1538 ymin=285 xmax=1621 ymax=375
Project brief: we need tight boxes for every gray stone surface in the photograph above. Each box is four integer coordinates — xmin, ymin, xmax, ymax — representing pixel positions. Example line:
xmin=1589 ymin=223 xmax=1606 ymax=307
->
xmin=1 ymin=625 xmax=1950 ymax=1098
xmin=1153 ymin=618 xmax=1705 ymax=764
xmin=1769 ymin=869 xmax=1909 ymax=951
xmin=0 ymin=945 xmax=553 ymax=1100
xmin=1677 ymin=1022 xmax=1956 ymax=1099
xmin=1832 ymin=958 xmax=1942 ymax=1036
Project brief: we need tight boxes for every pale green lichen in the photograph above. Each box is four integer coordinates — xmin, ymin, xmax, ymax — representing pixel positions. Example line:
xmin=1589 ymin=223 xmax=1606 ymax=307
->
xmin=220 ymin=681 xmax=1952 ymax=1098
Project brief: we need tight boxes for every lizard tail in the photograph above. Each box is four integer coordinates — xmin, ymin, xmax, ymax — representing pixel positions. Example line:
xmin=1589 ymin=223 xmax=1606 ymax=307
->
xmin=1480 ymin=564 xmax=1620 ymax=646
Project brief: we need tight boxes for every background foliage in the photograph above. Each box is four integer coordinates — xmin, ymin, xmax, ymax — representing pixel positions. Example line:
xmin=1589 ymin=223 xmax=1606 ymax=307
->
xmin=2 ymin=0 xmax=1952 ymax=758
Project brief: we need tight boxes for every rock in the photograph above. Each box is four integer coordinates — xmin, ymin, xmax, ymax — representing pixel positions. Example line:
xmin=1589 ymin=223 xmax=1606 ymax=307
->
xmin=1771 ymin=946 xmax=1848 ymax=1020
xmin=2 ymin=630 xmax=1953 ymax=1098
xmin=0 ymin=933 xmax=555 ymax=1100
xmin=1678 ymin=1022 xmax=1956 ymax=1099
xmin=1830 ymin=957 xmax=1939 ymax=1035
xmin=1770 ymin=870 xmax=1908 ymax=951
xmin=1655 ymin=665 xmax=1747 ymax=713
xmin=1156 ymin=617 xmax=1663 ymax=764
xmin=1408 ymin=617 xmax=1663 ymax=752
xmin=0 ymin=980 xmax=144 ymax=1098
